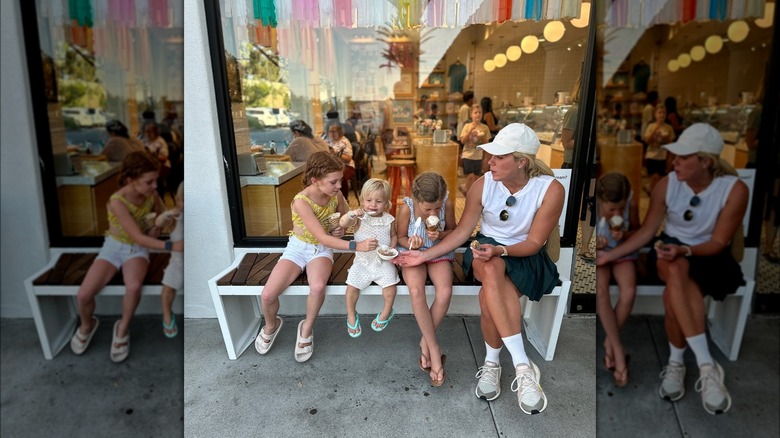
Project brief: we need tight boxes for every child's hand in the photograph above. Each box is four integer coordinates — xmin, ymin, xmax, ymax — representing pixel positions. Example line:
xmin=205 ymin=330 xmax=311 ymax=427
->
xmin=351 ymin=209 xmax=366 ymax=219
xmin=408 ymin=235 xmax=424 ymax=250
xmin=425 ymin=229 xmax=440 ymax=241
xmin=331 ymin=226 xmax=346 ymax=238
xmin=143 ymin=212 xmax=157 ymax=229
xmin=609 ymin=229 xmax=624 ymax=241
xmin=341 ymin=210 xmax=366 ymax=228
xmin=154 ymin=209 xmax=177 ymax=228
xmin=596 ymin=235 xmax=607 ymax=250
xmin=147 ymin=226 xmax=162 ymax=238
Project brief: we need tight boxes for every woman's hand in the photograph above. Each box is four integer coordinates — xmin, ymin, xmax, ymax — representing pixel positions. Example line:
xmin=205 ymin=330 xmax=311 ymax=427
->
xmin=357 ymin=238 xmax=378 ymax=252
xmin=408 ymin=235 xmax=424 ymax=250
xmin=655 ymin=243 xmax=683 ymax=261
xmin=394 ymin=250 xmax=424 ymax=267
xmin=596 ymin=249 xmax=614 ymax=266
xmin=471 ymin=244 xmax=497 ymax=262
